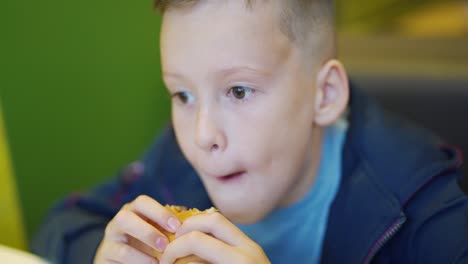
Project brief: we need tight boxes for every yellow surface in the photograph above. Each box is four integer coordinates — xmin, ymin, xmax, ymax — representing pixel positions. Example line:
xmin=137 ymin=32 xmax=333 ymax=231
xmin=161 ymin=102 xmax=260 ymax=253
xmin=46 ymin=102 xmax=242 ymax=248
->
xmin=0 ymin=103 xmax=26 ymax=249
xmin=398 ymin=2 xmax=468 ymax=37
xmin=0 ymin=245 xmax=48 ymax=263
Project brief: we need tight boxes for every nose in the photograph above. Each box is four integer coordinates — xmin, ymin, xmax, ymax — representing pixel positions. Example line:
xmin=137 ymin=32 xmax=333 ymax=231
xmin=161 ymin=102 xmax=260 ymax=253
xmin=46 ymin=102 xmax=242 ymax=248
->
xmin=195 ymin=106 xmax=226 ymax=153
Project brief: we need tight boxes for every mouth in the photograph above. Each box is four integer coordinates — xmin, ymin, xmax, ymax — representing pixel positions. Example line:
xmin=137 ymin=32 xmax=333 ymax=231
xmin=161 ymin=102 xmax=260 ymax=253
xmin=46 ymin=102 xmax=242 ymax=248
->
xmin=216 ymin=171 xmax=246 ymax=183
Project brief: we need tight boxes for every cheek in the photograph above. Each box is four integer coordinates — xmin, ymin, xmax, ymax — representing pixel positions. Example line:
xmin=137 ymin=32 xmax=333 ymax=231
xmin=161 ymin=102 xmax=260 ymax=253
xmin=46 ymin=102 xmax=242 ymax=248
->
xmin=249 ymin=88 xmax=313 ymax=148
xmin=172 ymin=108 xmax=196 ymax=159
xmin=239 ymin=86 xmax=314 ymax=177
xmin=228 ymin=107 xmax=298 ymax=171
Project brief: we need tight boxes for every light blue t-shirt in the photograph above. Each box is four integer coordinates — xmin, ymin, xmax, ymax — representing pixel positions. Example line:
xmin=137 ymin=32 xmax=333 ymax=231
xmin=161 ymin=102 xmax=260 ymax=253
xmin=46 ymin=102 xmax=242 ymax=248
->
xmin=237 ymin=118 xmax=349 ymax=263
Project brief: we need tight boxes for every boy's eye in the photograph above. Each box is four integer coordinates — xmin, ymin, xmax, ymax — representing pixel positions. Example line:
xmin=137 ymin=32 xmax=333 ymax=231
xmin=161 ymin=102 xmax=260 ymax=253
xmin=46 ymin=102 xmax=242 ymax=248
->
xmin=172 ymin=91 xmax=194 ymax=104
xmin=229 ymin=86 xmax=254 ymax=100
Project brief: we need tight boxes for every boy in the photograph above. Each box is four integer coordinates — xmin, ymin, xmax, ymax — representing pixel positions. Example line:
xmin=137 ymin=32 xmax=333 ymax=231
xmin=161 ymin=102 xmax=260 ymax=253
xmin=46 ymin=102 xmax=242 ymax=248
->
xmin=33 ymin=0 xmax=467 ymax=263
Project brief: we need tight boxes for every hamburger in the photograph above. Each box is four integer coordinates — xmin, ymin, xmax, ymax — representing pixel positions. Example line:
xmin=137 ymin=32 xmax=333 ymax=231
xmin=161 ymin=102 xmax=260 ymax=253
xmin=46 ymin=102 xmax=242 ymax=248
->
xmin=152 ymin=205 xmax=217 ymax=264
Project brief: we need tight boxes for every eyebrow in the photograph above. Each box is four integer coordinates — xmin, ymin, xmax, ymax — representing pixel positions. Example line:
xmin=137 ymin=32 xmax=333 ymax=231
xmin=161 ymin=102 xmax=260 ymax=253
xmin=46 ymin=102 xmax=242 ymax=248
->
xmin=216 ymin=66 xmax=271 ymax=78
xmin=162 ymin=71 xmax=185 ymax=80
xmin=163 ymin=66 xmax=271 ymax=81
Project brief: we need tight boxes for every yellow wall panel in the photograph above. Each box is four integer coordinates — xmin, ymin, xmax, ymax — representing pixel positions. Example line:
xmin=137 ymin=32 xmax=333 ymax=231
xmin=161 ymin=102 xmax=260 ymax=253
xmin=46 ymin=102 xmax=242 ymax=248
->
xmin=0 ymin=103 xmax=25 ymax=249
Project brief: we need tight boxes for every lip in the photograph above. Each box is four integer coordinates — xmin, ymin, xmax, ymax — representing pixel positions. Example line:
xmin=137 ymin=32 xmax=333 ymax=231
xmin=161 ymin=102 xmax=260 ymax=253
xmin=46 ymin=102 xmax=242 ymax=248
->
xmin=215 ymin=171 xmax=246 ymax=183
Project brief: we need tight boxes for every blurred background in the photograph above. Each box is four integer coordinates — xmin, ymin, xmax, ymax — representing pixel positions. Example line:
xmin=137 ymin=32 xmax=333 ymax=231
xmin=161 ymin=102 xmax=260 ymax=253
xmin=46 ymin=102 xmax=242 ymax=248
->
xmin=1 ymin=0 xmax=467 ymax=251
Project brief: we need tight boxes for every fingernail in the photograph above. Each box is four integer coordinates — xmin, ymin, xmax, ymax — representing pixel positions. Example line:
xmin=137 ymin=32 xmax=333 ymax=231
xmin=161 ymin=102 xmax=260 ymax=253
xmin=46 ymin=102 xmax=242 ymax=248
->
xmin=167 ymin=217 xmax=180 ymax=232
xmin=155 ymin=237 xmax=168 ymax=252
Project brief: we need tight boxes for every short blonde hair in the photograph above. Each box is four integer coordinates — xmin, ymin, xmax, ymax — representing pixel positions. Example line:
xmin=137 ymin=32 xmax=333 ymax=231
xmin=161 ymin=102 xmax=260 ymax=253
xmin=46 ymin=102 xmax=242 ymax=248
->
xmin=153 ymin=0 xmax=335 ymax=49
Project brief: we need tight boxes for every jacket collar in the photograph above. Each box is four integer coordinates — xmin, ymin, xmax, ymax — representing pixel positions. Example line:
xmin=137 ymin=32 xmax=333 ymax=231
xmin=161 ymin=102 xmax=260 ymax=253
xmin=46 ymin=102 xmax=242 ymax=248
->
xmin=320 ymin=85 xmax=462 ymax=263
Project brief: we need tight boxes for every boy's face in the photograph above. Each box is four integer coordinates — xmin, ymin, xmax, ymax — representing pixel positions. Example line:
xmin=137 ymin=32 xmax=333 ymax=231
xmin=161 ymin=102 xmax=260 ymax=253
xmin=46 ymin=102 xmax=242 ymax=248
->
xmin=161 ymin=1 xmax=321 ymax=223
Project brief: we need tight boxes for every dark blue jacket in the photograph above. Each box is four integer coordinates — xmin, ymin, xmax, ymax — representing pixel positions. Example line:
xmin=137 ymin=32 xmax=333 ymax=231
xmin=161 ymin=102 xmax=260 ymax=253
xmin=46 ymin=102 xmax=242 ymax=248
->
xmin=32 ymin=88 xmax=468 ymax=263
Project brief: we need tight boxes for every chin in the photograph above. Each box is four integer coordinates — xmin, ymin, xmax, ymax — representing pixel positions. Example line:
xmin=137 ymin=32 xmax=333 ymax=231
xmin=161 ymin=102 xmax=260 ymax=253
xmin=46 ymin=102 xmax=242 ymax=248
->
xmin=213 ymin=200 xmax=269 ymax=224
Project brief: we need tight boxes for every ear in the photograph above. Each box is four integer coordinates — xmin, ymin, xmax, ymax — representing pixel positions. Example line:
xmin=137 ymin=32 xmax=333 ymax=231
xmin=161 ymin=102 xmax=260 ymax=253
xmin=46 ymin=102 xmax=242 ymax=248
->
xmin=313 ymin=59 xmax=349 ymax=126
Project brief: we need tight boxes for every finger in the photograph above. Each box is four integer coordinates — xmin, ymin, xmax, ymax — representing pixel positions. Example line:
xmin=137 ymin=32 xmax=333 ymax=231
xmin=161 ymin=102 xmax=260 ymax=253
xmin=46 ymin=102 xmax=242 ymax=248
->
xmin=128 ymin=236 xmax=163 ymax=259
xmin=130 ymin=195 xmax=181 ymax=233
xmin=175 ymin=212 xmax=248 ymax=246
xmin=107 ymin=209 xmax=169 ymax=252
xmin=103 ymin=241 xmax=159 ymax=264
xmin=161 ymin=230 xmax=240 ymax=264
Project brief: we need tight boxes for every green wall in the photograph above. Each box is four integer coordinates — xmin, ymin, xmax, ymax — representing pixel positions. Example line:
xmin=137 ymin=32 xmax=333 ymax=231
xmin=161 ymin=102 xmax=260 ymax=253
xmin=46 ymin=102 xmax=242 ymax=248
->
xmin=1 ymin=0 xmax=170 ymax=242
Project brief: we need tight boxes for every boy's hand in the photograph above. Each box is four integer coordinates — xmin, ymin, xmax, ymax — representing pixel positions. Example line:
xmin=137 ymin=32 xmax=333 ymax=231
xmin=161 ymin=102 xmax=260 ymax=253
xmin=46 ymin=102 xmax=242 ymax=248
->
xmin=160 ymin=212 xmax=271 ymax=264
xmin=94 ymin=195 xmax=180 ymax=264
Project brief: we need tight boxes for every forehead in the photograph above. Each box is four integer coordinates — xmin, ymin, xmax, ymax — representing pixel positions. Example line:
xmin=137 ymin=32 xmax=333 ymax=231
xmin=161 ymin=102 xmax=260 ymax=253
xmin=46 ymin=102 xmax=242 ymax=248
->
xmin=159 ymin=1 xmax=292 ymax=78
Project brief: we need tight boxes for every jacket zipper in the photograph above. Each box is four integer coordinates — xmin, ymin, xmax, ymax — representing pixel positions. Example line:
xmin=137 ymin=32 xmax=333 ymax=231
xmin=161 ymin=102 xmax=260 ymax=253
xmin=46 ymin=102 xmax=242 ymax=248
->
xmin=361 ymin=152 xmax=459 ymax=264
xmin=363 ymin=214 xmax=407 ymax=264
